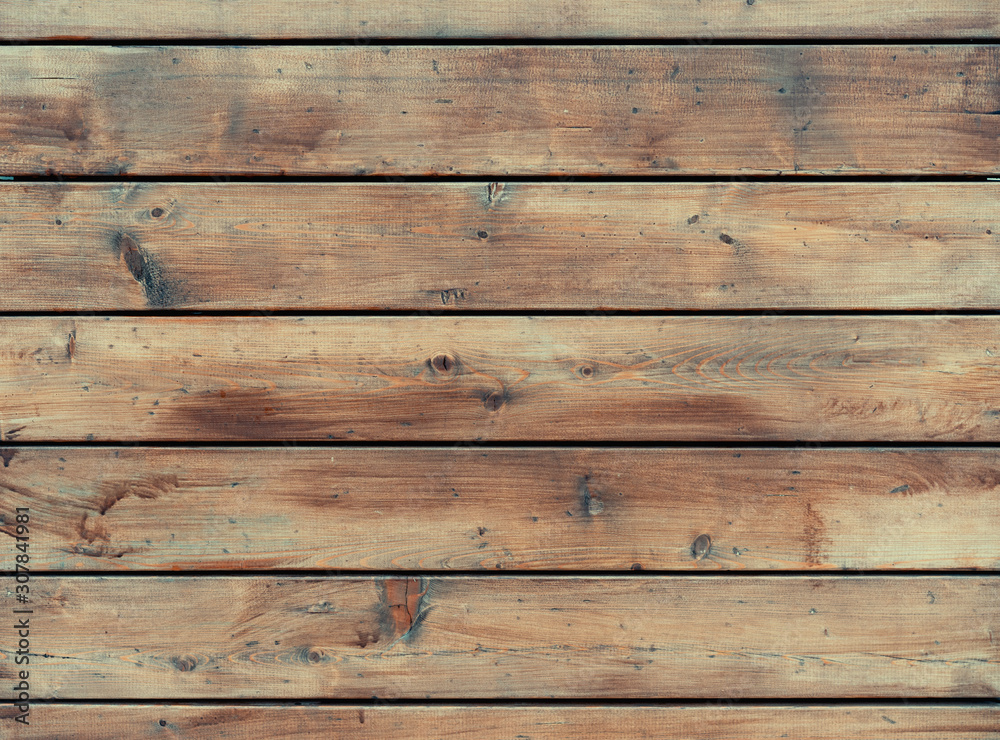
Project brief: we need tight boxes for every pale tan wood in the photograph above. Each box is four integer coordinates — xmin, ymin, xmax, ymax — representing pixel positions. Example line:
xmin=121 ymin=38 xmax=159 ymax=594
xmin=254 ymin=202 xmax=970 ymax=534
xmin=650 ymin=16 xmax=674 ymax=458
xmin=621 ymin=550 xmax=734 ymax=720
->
xmin=2 ymin=181 xmax=998 ymax=311
xmin=2 ymin=447 xmax=998 ymax=572
xmin=2 ymin=704 xmax=999 ymax=739
xmin=3 ymin=576 xmax=996 ymax=698
xmin=2 ymin=46 xmax=998 ymax=176
xmin=1 ymin=0 xmax=997 ymax=40
xmin=2 ymin=316 xmax=1000 ymax=442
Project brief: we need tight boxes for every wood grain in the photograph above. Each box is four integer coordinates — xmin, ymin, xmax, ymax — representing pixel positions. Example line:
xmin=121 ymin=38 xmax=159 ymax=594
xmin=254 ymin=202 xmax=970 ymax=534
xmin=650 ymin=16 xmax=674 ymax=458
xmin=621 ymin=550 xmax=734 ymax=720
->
xmin=3 ymin=316 xmax=1000 ymax=442
xmin=3 ymin=576 xmax=996 ymax=699
xmin=3 ymin=181 xmax=999 ymax=311
xmin=2 ymin=46 xmax=998 ymax=176
xmin=2 ymin=704 xmax=999 ymax=739
xmin=2 ymin=447 xmax=998 ymax=572
xmin=1 ymin=0 xmax=997 ymax=40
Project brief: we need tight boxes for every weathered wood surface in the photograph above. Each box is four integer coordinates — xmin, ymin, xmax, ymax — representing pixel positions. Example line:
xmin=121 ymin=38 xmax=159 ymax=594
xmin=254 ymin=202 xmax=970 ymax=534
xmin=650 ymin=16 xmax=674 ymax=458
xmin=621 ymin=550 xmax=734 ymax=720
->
xmin=3 ymin=576 xmax=996 ymax=698
xmin=3 ymin=181 xmax=999 ymax=311
xmin=2 ymin=447 xmax=998 ymax=572
xmin=2 ymin=1 xmax=998 ymax=40
xmin=2 ymin=704 xmax=999 ymax=739
xmin=2 ymin=46 xmax=998 ymax=176
xmin=3 ymin=317 xmax=1000 ymax=442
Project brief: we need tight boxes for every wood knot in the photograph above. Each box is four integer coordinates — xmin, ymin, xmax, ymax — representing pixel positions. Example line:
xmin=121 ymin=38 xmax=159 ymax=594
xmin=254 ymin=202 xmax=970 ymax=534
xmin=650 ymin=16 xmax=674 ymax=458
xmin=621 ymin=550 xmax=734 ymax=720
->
xmin=578 ymin=475 xmax=605 ymax=516
xmin=118 ymin=233 xmax=146 ymax=281
xmin=172 ymin=654 xmax=199 ymax=672
xmin=486 ymin=182 xmax=505 ymax=204
xmin=483 ymin=391 xmax=505 ymax=412
xmin=429 ymin=352 xmax=459 ymax=376
xmin=477 ymin=230 xmax=489 ymax=239
xmin=151 ymin=207 xmax=165 ymax=218
xmin=382 ymin=577 xmax=428 ymax=644
xmin=575 ymin=363 xmax=596 ymax=380
xmin=305 ymin=647 xmax=328 ymax=664
xmin=691 ymin=533 xmax=712 ymax=560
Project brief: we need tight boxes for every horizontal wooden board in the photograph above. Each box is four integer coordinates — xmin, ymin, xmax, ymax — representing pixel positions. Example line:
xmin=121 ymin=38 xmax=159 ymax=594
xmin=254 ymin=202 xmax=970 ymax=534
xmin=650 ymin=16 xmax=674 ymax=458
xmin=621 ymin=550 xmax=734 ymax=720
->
xmin=2 ymin=1 xmax=998 ymax=40
xmin=2 ymin=46 xmax=998 ymax=176
xmin=3 ymin=181 xmax=999 ymax=311
xmin=2 ymin=447 xmax=998 ymax=572
xmin=3 ymin=576 xmax=996 ymax=698
xmin=2 ymin=704 xmax=999 ymax=739
xmin=3 ymin=317 xmax=1000 ymax=442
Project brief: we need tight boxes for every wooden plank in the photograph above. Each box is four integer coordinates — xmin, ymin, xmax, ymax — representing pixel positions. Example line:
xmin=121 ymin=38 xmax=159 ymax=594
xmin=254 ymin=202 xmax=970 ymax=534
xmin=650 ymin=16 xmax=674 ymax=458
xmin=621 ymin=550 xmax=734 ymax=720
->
xmin=3 ymin=576 xmax=996 ymax=698
xmin=1 ymin=0 xmax=997 ymax=40
xmin=2 ymin=447 xmax=998 ymax=572
xmin=2 ymin=45 xmax=997 ymax=176
xmin=3 ymin=316 xmax=1000 ymax=442
xmin=3 ymin=181 xmax=999 ymax=311
xmin=3 ymin=704 xmax=999 ymax=739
